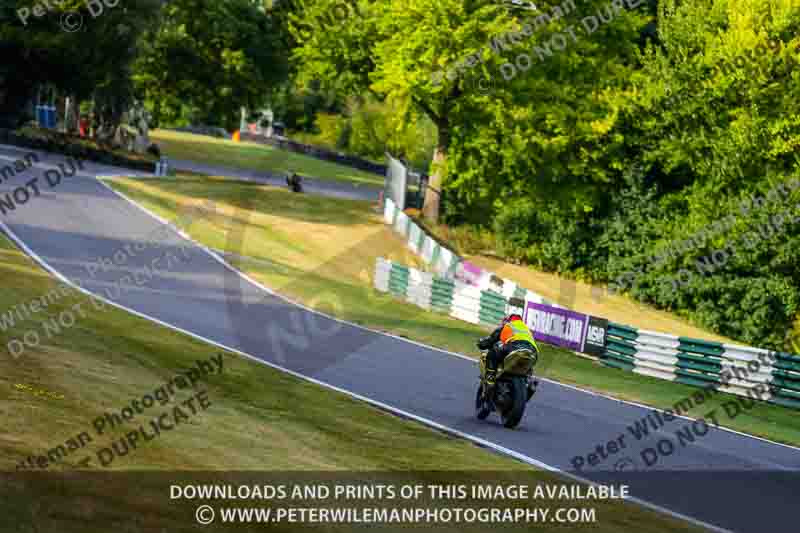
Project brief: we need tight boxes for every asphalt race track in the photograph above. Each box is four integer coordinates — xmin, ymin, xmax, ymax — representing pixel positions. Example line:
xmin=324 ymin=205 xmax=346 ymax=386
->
xmin=2 ymin=145 xmax=799 ymax=532
xmin=169 ymin=157 xmax=382 ymax=201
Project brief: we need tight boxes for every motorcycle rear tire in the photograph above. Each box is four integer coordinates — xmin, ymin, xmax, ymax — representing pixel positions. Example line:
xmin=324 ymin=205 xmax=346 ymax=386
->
xmin=500 ymin=376 xmax=527 ymax=428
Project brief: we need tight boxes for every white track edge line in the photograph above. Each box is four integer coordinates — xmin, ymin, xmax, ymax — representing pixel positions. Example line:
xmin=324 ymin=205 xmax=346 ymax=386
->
xmin=0 ymin=211 xmax=731 ymax=533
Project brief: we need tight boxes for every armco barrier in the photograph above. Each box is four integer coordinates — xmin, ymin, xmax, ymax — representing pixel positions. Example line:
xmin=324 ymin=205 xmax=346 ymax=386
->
xmin=408 ymin=222 xmax=424 ymax=255
xmin=451 ymin=282 xmax=483 ymax=324
xmin=430 ymin=277 xmax=455 ymax=314
xmin=407 ymin=269 xmax=433 ymax=310
xmin=631 ymin=330 xmax=680 ymax=382
xmin=718 ymin=343 xmax=776 ymax=401
xmin=770 ymin=351 xmax=800 ymax=408
xmin=376 ymin=258 xmax=606 ymax=355
xmin=421 ymin=234 xmax=439 ymax=265
xmin=374 ymin=258 xmax=391 ymax=292
xmin=599 ymin=323 xmax=800 ymax=410
xmin=376 ymin=257 xmax=510 ymax=330
xmin=394 ymin=210 xmax=410 ymax=237
xmin=388 ymin=262 xmax=409 ymax=298
xmin=479 ymin=290 xmax=507 ymax=327
xmin=674 ymin=337 xmax=726 ymax=389
xmin=603 ymin=323 xmax=639 ymax=372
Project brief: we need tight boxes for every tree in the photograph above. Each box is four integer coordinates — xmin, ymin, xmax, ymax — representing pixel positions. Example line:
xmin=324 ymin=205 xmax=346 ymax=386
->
xmin=440 ymin=0 xmax=652 ymax=226
xmin=291 ymin=0 xmax=526 ymax=221
xmin=291 ymin=0 xmax=651 ymax=222
xmin=132 ymin=0 xmax=290 ymax=131
xmin=0 ymin=0 xmax=162 ymax=136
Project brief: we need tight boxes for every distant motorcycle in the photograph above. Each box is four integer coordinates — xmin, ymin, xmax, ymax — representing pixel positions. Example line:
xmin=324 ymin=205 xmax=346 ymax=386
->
xmin=286 ymin=172 xmax=304 ymax=193
xmin=475 ymin=345 xmax=539 ymax=428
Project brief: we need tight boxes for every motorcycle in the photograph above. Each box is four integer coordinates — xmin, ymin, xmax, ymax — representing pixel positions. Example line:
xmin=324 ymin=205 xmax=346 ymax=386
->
xmin=286 ymin=172 xmax=304 ymax=193
xmin=475 ymin=345 xmax=539 ymax=428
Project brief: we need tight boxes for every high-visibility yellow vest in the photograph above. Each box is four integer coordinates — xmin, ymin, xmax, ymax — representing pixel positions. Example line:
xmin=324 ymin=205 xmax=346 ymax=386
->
xmin=500 ymin=319 xmax=537 ymax=350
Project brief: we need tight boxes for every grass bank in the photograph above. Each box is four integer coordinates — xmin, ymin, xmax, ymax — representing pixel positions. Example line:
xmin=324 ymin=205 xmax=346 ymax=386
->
xmin=151 ymin=129 xmax=385 ymax=186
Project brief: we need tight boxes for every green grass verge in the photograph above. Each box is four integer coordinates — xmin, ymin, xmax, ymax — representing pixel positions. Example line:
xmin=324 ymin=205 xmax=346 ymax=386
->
xmin=106 ymin=176 xmax=800 ymax=450
xmin=151 ymin=129 xmax=385 ymax=186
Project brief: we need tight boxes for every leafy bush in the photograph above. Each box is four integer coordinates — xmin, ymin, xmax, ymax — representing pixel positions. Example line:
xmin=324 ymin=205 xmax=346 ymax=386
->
xmin=315 ymin=113 xmax=349 ymax=151
xmin=348 ymin=102 xmax=389 ymax=161
xmin=494 ymin=197 xmax=602 ymax=276
xmin=493 ymin=198 xmax=542 ymax=265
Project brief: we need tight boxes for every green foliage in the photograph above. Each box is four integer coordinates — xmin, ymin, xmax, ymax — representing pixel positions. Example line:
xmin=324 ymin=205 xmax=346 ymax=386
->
xmin=0 ymin=0 xmax=162 ymax=128
xmin=270 ymin=80 xmax=346 ymax=132
xmin=600 ymin=0 xmax=800 ymax=348
xmin=292 ymin=98 xmax=437 ymax=169
xmin=315 ymin=112 xmax=350 ymax=149
xmin=443 ymin=0 xmax=652 ymax=219
xmin=494 ymin=196 xmax=603 ymax=276
xmin=347 ymin=101 xmax=389 ymax=160
xmin=444 ymin=0 xmax=800 ymax=349
xmin=290 ymin=0 xmax=556 ymax=218
xmin=133 ymin=0 xmax=289 ymax=131
xmin=347 ymin=99 xmax=437 ymax=168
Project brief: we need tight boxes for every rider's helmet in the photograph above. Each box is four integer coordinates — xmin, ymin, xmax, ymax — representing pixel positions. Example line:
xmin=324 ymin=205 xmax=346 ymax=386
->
xmin=502 ymin=313 xmax=523 ymax=325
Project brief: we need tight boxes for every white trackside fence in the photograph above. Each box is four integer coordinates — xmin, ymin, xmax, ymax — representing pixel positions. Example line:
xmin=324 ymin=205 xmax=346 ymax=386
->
xmin=383 ymin=197 xmax=554 ymax=303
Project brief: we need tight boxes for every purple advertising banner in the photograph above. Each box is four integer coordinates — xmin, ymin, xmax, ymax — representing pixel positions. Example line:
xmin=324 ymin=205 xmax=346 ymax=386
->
xmin=524 ymin=302 xmax=589 ymax=352
xmin=455 ymin=260 xmax=483 ymax=287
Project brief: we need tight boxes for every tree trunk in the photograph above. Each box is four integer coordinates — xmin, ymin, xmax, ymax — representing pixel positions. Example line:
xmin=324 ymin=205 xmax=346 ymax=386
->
xmin=423 ymin=121 xmax=450 ymax=223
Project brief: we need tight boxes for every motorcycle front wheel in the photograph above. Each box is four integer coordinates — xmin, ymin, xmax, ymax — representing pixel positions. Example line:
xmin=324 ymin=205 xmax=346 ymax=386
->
xmin=475 ymin=383 xmax=491 ymax=420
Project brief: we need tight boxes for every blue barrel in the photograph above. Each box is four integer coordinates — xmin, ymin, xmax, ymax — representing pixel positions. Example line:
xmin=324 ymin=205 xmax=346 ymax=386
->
xmin=46 ymin=106 xmax=57 ymax=129
xmin=36 ymin=106 xmax=47 ymax=127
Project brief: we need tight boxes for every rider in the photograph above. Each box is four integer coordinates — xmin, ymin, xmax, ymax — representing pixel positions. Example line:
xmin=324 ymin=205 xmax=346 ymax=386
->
xmin=286 ymin=171 xmax=302 ymax=191
xmin=477 ymin=313 xmax=538 ymax=390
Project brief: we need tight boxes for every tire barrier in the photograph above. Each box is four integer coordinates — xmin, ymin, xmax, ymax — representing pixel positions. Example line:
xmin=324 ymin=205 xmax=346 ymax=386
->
xmin=602 ymin=323 xmax=800 ymax=410
xmin=375 ymin=258 xmax=511 ymax=327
